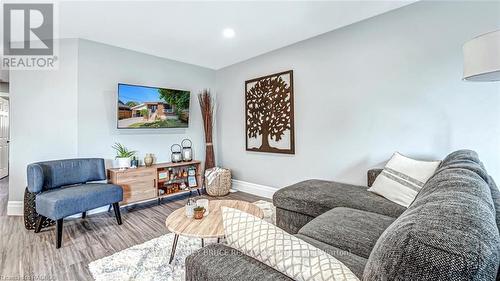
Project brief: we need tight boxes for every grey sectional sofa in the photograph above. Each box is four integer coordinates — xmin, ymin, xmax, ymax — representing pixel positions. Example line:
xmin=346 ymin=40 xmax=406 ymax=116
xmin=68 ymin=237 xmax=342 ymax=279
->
xmin=186 ymin=150 xmax=500 ymax=280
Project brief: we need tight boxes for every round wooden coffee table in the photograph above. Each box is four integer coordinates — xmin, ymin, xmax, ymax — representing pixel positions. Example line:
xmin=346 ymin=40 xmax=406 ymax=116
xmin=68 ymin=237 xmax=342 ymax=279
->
xmin=165 ymin=199 xmax=264 ymax=263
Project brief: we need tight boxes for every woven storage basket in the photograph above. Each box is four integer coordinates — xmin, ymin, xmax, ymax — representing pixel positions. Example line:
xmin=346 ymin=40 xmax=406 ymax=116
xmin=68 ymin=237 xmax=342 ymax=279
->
xmin=24 ymin=187 xmax=55 ymax=230
xmin=205 ymin=167 xmax=231 ymax=196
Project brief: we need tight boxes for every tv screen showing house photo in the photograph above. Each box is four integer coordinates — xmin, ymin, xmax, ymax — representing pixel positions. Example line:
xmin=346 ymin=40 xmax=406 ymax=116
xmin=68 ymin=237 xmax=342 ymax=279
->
xmin=117 ymin=83 xmax=190 ymax=129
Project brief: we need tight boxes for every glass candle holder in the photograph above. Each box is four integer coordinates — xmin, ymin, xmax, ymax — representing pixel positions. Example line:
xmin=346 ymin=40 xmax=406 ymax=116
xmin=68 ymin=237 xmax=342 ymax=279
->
xmin=185 ymin=198 xmax=195 ymax=218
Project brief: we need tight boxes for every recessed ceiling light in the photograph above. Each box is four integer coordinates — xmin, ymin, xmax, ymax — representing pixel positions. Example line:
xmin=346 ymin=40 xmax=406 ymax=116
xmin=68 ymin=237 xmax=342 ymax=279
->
xmin=222 ymin=28 xmax=235 ymax=38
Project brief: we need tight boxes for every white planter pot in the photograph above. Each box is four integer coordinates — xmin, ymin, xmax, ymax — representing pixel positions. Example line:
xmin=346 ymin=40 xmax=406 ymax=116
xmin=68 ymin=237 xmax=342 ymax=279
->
xmin=117 ymin=157 xmax=131 ymax=169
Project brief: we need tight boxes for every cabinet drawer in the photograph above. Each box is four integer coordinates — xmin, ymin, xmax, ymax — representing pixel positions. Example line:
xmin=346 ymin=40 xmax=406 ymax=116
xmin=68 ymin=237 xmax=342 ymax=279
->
xmin=117 ymin=169 xmax=155 ymax=183
xmin=119 ymin=180 xmax=155 ymax=193
xmin=122 ymin=189 xmax=156 ymax=204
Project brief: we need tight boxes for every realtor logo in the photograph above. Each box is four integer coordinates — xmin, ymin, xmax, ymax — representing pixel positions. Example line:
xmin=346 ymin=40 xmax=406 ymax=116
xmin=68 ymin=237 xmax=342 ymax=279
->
xmin=2 ymin=3 xmax=57 ymax=70
xmin=3 ymin=4 xmax=54 ymax=56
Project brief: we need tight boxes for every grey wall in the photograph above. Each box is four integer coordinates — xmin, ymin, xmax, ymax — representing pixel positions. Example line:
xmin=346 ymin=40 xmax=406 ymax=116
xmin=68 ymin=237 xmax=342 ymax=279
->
xmin=215 ymin=1 xmax=500 ymax=189
xmin=8 ymin=39 xmax=215 ymax=203
xmin=77 ymin=39 xmax=215 ymax=166
xmin=8 ymin=1 xmax=500 ymax=205
xmin=9 ymin=39 xmax=79 ymax=202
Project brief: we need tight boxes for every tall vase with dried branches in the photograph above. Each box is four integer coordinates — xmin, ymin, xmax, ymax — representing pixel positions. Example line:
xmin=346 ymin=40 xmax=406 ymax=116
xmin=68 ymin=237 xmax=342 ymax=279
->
xmin=198 ymin=89 xmax=215 ymax=170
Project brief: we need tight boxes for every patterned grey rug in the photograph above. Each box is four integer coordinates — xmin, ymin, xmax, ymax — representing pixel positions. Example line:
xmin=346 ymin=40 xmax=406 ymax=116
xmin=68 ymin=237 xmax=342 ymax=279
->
xmin=88 ymin=200 xmax=275 ymax=281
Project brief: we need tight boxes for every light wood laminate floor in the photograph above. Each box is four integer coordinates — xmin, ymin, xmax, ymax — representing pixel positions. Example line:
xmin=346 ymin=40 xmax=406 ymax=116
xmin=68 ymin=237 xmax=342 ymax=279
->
xmin=0 ymin=191 xmax=268 ymax=281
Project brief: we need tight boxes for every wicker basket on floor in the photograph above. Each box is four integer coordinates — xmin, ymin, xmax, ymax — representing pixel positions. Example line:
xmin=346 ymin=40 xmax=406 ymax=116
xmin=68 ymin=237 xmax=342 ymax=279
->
xmin=24 ymin=187 xmax=55 ymax=230
xmin=205 ymin=167 xmax=231 ymax=197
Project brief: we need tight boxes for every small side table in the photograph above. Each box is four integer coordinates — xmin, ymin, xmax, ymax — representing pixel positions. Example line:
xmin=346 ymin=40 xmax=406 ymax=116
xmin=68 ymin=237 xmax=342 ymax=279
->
xmin=164 ymin=199 xmax=264 ymax=264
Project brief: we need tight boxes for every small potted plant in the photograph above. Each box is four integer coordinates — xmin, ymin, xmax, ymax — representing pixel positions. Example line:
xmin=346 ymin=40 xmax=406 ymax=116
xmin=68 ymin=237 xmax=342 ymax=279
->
xmin=193 ymin=206 xmax=206 ymax=220
xmin=112 ymin=143 xmax=136 ymax=170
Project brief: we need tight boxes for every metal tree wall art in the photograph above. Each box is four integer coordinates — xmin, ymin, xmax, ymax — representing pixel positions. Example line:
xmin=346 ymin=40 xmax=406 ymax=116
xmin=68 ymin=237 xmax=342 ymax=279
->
xmin=245 ymin=70 xmax=294 ymax=154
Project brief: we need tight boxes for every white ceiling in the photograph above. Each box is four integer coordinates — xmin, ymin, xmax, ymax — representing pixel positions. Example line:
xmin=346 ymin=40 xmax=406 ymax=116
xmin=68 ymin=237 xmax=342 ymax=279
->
xmin=6 ymin=1 xmax=417 ymax=69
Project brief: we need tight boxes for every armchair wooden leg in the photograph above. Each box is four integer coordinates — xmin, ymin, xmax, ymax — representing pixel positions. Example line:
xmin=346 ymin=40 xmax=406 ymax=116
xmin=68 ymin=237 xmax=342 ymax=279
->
xmin=82 ymin=211 xmax=87 ymax=219
xmin=56 ymin=219 xmax=63 ymax=249
xmin=34 ymin=215 xmax=46 ymax=233
xmin=113 ymin=203 xmax=122 ymax=225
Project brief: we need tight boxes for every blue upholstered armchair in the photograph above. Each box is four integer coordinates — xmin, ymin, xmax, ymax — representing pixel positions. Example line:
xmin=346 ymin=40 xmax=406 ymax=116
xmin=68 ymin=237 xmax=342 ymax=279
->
xmin=27 ymin=158 xmax=123 ymax=248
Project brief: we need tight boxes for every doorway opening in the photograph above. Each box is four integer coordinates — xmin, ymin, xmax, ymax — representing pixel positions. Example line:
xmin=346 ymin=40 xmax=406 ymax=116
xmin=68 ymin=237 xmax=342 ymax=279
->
xmin=0 ymin=86 xmax=9 ymax=216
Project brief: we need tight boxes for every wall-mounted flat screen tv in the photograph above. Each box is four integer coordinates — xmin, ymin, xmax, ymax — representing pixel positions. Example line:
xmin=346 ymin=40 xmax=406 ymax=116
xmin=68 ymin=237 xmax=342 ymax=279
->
xmin=117 ymin=83 xmax=190 ymax=129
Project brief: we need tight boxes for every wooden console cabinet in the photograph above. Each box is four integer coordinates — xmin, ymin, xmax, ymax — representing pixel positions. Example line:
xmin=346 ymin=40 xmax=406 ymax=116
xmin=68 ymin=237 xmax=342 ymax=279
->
xmin=107 ymin=160 xmax=203 ymax=205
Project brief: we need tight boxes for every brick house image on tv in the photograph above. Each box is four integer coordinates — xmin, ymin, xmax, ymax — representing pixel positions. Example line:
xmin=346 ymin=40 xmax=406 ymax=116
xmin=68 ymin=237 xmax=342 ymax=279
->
xmin=130 ymin=102 xmax=175 ymax=121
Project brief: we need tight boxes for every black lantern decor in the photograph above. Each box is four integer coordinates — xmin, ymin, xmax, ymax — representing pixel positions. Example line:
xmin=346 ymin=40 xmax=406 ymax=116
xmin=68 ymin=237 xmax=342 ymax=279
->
xmin=171 ymin=144 xmax=182 ymax=163
xmin=182 ymin=139 xmax=193 ymax=162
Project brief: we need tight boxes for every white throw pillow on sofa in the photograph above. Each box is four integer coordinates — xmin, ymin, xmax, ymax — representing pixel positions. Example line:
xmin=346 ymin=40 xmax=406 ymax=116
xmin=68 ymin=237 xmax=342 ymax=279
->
xmin=368 ymin=152 xmax=441 ymax=207
xmin=222 ymin=206 xmax=359 ymax=281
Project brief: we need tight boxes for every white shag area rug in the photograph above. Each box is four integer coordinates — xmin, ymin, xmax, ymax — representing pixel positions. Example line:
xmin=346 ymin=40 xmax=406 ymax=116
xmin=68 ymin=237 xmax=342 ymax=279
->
xmin=88 ymin=200 xmax=275 ymax=281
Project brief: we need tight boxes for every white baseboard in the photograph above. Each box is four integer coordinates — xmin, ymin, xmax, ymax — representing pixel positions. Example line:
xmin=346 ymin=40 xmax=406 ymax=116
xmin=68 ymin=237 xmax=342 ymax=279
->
xmin=6 ymin=200 xmax=110 ymax=218
xmin=7 ymin=201 xmax=23 ymax=216
xmin=231 ymin=179 xmax=277 ymax=199
xmin=7 ymin=180 xmax=277 ymax=216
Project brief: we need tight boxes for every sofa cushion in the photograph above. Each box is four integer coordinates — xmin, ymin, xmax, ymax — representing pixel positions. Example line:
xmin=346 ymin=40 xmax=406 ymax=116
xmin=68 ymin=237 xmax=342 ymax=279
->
xmin=36 ymin=183 xmax=123 ymax=219
xmin=276 ymin=207 xmax=316 ymax=234
xmin=489 ymin=179 xmax=500 ymax=281
xmin=273 ymin=180 xmax=406 ymax=219
xmin=364 ymin=150 xmax=500 ymax=280
xmin=298 ymin=207 xmax=396 ymax=259
xmin=295 ymin=234 xmax=367 ymax=279
xmin=438 ymin=149 xmax=487 ymax=176
xmin=488 ymin=176 xmax=500 ymax=231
